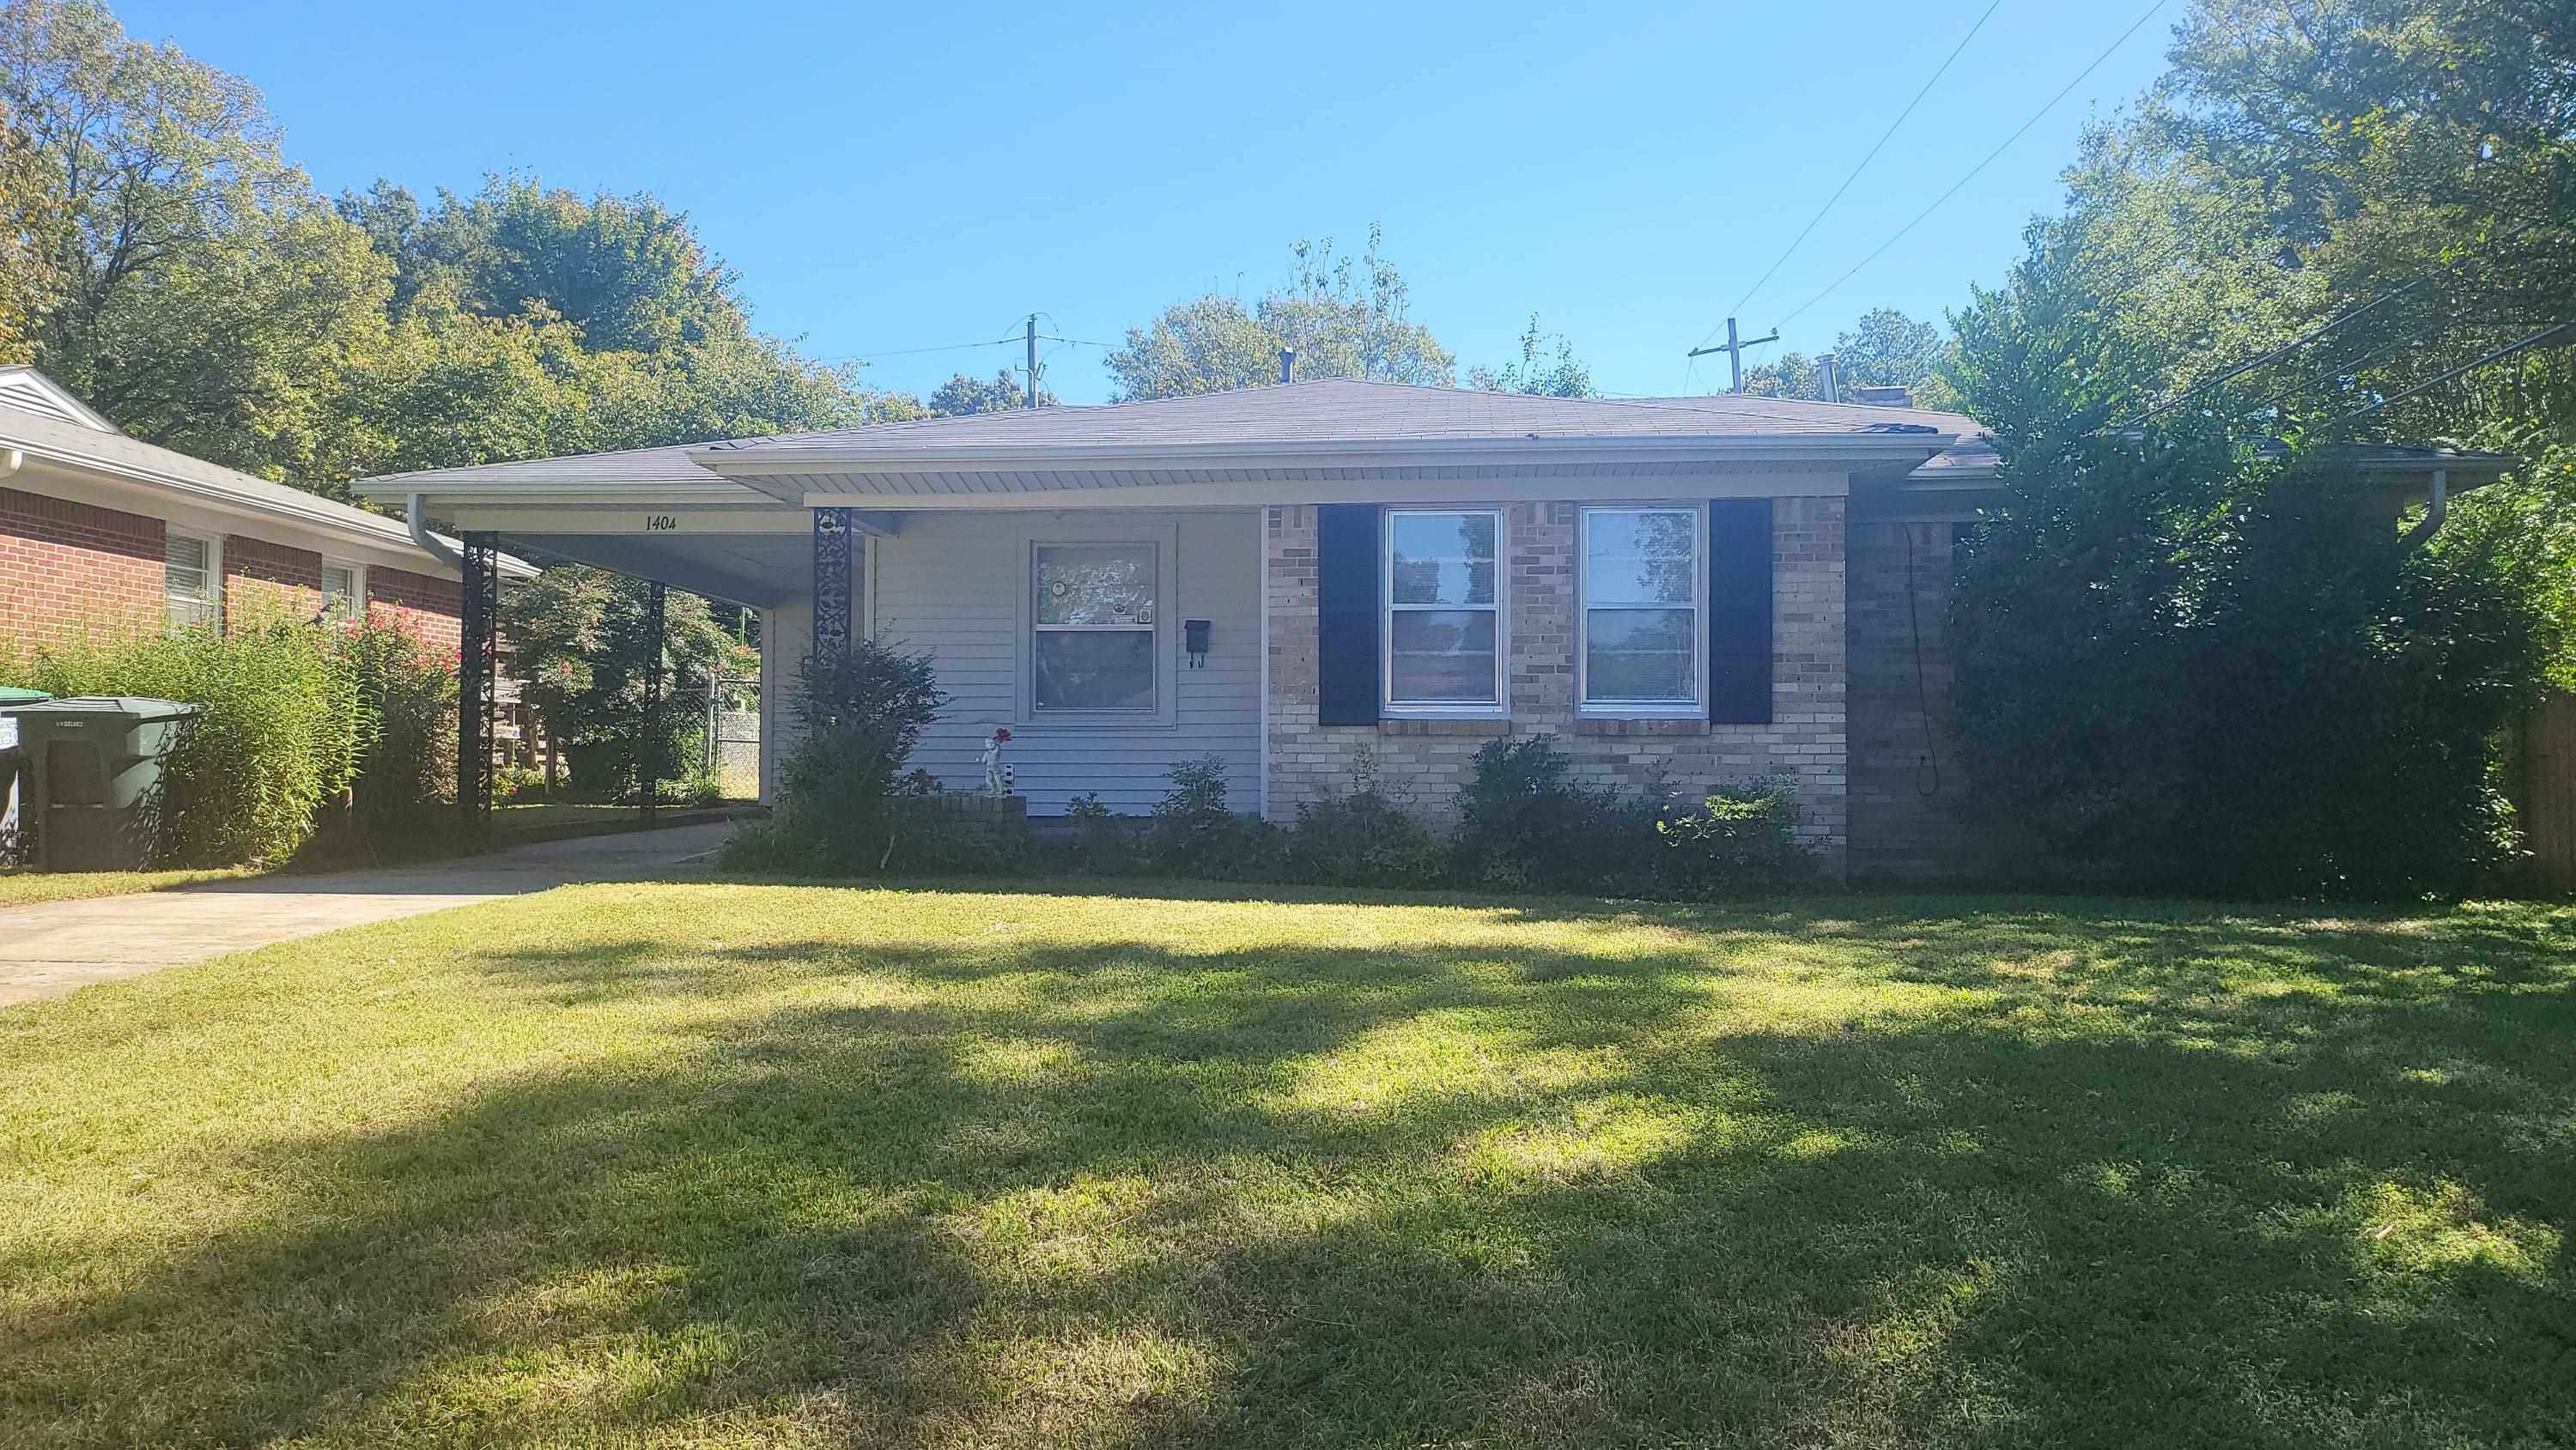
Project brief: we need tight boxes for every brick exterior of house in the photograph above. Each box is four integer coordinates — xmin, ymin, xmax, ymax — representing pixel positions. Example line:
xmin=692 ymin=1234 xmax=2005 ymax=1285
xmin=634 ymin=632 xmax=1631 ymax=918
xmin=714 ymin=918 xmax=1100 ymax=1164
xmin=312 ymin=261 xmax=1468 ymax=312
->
xmin=0 ymin=487 xmax=167 ymax=644
xmin=222 ymin=534 xmax=325 ymax=627
xmin=364 ymin=567 xmax=465 ymax=658
xmin=0 ymin=486 xmax=466 ymax=658
xmin=1266 ymin=497 xmax=1850 ymax=871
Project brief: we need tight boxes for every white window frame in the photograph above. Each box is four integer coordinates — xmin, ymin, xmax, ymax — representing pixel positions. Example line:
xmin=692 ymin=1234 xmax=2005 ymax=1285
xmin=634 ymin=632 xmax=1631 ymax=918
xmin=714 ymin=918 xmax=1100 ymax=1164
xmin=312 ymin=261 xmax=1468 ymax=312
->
xmin=319 ymin=559 xmax=366 ymax=620
xmin=165 ymin=531 xmax=222 ymax=631
xmin=1030 ymin=538 xmax=1161 ymax=717
xmin=1382 ymin=507 xmax=1507 ymax=718
xmin=1577 ymin=504 xmax=1707 ymax=718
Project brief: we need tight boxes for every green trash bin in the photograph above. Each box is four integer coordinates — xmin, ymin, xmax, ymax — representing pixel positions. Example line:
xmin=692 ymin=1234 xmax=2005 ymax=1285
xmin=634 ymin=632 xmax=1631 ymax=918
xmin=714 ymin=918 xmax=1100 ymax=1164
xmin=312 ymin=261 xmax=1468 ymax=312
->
xmin=0 ymin=686 xmax=50 ymax=859
xmin=5 ymin=696 xmax=199 ymax=871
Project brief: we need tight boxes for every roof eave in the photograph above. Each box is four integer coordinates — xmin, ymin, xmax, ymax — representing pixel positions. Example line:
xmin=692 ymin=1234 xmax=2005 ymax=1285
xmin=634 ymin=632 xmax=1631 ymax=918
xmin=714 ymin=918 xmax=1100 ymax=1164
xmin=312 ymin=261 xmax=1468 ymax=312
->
xmin=693 ymin=430 xmax=1959 ymax=477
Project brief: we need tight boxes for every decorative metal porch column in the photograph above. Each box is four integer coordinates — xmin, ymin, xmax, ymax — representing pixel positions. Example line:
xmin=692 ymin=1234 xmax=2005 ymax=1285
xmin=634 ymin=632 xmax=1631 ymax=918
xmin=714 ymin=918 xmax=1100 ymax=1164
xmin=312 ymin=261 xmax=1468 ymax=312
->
xmin=458 ymin=531 xmax=501 ymax=846
xmin=638 ymin=581 xmax=665 ymax=824
xmin=812 ymin=507 xmax=854 ymax=663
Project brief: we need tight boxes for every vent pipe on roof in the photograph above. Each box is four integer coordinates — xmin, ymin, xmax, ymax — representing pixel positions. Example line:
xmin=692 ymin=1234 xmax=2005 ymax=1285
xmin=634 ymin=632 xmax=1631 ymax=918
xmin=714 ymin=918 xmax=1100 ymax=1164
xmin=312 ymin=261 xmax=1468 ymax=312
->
xmin=1818 ymin=354 xmax=1841 ymax=404
xmin=1280 ymin=348 xmax=1296 ymax=384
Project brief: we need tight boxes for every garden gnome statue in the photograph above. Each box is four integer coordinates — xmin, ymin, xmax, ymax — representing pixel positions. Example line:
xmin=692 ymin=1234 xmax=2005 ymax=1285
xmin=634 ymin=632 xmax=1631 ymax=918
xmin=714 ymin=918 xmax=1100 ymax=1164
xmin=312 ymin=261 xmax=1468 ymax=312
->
xmin=981 ymin=727 xmax=1012 ymax=797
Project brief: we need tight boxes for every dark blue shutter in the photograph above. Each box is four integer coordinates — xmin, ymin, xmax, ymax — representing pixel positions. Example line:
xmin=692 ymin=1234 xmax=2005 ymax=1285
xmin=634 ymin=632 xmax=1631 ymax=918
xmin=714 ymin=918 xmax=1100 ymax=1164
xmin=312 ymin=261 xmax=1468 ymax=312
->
xmin=1707 ymin=498 xmax=1772 ymax=724
xmin=1315 ymin=504 xmax=1382 ymax=725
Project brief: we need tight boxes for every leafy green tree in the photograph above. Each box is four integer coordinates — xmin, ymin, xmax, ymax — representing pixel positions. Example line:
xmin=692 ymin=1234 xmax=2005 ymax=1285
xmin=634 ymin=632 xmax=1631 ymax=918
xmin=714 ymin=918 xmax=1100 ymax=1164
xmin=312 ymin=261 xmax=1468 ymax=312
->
xmin=501 ymin=563 xmax=754 ymax=794
xmin=1466 ymin=315 xmax=1595 ymax=397
xmin=0 ymin=0 xmax=394 ymax=484
xmin=0 ymin=111 xmax=63 ymax=363
xmin=927 ymin=367 xmax=1054 ymax=416
xmin=1106 ymin=225 xmax=1454 ymax=398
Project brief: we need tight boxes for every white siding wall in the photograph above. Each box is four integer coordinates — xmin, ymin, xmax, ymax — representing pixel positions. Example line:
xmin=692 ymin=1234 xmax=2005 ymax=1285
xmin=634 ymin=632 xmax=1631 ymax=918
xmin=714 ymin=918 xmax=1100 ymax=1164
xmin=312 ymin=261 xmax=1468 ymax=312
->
xmin=871 ymin=509 xmax=1261 ymax=816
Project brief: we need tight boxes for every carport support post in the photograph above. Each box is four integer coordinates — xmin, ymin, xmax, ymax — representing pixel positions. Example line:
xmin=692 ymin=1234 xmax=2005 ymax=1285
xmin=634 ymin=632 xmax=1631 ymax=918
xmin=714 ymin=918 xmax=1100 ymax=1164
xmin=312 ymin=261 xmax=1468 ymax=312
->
xmin=458 ymin=531 xmax=500 ymax=847
xmin=639 ymin=580 xmax=665 ymax=825
xmin=812 ymin=507 xmax=853 ymax=663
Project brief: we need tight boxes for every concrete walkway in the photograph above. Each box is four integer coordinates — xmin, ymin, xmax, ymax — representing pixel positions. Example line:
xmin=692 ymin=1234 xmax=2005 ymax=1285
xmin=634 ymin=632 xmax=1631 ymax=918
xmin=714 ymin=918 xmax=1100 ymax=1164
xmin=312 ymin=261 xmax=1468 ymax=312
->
xmin=0 ymin=822 xmax=737 ymax=1007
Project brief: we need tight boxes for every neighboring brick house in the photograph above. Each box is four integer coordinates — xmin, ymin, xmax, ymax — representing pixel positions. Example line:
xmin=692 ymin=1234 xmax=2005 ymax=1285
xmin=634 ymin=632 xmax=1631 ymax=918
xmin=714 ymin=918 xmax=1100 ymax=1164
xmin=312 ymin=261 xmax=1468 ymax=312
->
xmin=0 ymin=367 xmax=528 ymax=660
xmin=359 ymin=377 xmax=2497 ymax=882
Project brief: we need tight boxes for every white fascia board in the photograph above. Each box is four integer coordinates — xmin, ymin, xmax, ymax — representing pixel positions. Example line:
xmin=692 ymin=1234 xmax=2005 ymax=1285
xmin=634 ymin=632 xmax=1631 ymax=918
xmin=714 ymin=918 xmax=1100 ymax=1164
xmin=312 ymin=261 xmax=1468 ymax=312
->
xmin=698 ymin=431 xmax=1956 ymax=478
xmin=439 ymin=505 xmax=816 ymax=535
xmin=801 ymin=470 xmax=1859 ymax=511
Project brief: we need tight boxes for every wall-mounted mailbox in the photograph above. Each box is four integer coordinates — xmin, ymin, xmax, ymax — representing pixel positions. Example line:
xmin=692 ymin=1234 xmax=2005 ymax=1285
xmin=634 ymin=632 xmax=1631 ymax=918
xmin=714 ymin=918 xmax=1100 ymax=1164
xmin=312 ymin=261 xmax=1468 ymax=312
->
xmin=1183 ymin=619 xmax=1212 ymax=668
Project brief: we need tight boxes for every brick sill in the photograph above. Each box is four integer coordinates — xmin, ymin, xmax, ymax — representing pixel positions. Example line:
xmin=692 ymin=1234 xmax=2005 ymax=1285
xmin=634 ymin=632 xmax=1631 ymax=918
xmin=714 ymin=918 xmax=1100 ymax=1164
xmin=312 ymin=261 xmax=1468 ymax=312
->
xmin=1574 ymin=717 xmax=1710 ymax=737
xmin=1380 ymin=717 xmax=1510 ymax=738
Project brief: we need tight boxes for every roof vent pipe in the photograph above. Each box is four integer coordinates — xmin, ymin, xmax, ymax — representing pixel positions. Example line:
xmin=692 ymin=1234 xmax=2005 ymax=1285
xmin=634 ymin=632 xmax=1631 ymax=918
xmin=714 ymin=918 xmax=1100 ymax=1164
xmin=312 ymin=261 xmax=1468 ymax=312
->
xmin=406 ymin=492 xmax=465 ymax=573
xmin=1279 ymin=348 xmax=1296 ymax=384
xmin=1818 ymin=353 xmax=1841 ymax=404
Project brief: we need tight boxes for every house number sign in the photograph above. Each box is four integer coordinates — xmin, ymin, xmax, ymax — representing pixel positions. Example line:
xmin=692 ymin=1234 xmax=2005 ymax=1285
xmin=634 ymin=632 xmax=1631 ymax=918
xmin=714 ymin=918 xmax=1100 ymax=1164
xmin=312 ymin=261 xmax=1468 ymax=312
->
xmin=642 ymin=514 xmax=679 ymax=531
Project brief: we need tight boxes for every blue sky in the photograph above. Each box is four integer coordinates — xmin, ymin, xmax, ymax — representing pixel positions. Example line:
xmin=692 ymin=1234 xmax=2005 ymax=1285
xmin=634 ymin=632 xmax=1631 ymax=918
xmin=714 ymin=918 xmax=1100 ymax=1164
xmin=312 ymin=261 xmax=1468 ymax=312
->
xmin=118 ymin=0 xmax=2178 ymax=406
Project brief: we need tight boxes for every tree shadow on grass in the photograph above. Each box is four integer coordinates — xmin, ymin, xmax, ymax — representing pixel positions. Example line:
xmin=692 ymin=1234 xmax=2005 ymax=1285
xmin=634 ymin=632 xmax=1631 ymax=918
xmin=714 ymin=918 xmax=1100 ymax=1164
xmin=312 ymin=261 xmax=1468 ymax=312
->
xmin=4 ymin=896 xmax=2573 ymax=1447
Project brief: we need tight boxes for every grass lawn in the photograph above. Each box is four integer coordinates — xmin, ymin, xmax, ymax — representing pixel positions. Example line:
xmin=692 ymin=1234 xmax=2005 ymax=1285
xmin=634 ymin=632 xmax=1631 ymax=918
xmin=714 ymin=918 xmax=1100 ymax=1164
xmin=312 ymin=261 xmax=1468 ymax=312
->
xmin=3 ymin=883 xmax=2570 ymax=1448
xmin=0 ymin=863 xmax=256 ymax=908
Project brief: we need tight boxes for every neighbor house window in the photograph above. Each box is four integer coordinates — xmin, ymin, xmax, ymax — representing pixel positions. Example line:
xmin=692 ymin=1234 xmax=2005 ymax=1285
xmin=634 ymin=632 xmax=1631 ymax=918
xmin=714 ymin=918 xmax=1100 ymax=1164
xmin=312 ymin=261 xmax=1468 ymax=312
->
xmin=1033 ymin=542 xmax=1157 ymax=712
xmin=320 ymin=561 xmax=362 ymax=619
xmin=1385 ymin=508 xmax=1502 ymax=709
xmin=166 ymin=533 xmax=217 ymax=630
xmin=1580 ymin=507 xmax=1703 ymax=710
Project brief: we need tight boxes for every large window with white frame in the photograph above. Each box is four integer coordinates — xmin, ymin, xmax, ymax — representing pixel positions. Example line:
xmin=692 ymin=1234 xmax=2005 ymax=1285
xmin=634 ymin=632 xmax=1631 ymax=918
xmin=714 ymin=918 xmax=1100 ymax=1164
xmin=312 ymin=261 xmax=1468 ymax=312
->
xmin=1579 ymin=506 xmax=1703 ymax=712
xmin=166 ymin=533 xmax=218 ymax=630
xmin=1385 ymin=508 xmax=1503 ymax=710
xmin=1032 ymin=541 xmax=1158 ymax=713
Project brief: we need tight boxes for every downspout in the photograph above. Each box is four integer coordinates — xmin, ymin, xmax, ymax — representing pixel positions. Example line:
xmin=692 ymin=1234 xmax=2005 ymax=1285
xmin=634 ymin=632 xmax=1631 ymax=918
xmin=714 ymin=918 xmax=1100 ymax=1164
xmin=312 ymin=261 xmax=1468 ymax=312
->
xmin=2 ymin=447 xmax=23 ymax=477
xmin=405 ymin=492 xmax=465 ymax=573
xmin=2398 ymin=468 xmax=2448 ymax=555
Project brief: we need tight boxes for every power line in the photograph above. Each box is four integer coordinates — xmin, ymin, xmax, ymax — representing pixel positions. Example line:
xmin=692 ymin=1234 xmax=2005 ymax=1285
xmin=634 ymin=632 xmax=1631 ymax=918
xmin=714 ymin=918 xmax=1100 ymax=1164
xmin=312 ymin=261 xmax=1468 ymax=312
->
xmin=1769 ymin=0 xmax=2171 ymax=333
xmin=2339 ymin=319 xmax=2574 ymax=421
xmin=1709 ymin=0 xmax=2004 ymax=342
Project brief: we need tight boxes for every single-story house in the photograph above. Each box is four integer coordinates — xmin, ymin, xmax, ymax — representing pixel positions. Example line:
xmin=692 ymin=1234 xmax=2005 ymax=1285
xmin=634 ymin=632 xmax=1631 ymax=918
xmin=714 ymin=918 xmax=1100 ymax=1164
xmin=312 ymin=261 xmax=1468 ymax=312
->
xmin=0 ymin=366 xmax=532 ymax=656
xmin=356 ymin=377 xmax=2504 ymax=881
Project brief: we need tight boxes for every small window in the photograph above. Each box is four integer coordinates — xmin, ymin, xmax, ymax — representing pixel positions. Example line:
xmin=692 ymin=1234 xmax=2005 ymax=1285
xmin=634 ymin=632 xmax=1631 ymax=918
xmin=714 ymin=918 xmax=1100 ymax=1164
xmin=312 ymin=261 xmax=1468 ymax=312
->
xmin=1385 ymin=509 xmax=1502 ymax=708
xmin=166 ymin=534 xmax=217 ymax=630
xmin=320 ymin=562 xmax=361 ymax=619
xmin=1581 ymin=507 xmax=1703 ymax=709
xmin=1033 ymin=542 xmax=1157 ymax=712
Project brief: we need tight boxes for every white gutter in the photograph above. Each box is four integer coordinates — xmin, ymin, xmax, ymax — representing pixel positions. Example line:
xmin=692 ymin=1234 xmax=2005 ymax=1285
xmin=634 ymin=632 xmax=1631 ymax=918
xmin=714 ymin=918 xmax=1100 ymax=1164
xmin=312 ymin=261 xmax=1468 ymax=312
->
xmin=407 ymin=492 xmax=465 ymax=573
xmin=692 ymin=429 xmax=1959 ymax=477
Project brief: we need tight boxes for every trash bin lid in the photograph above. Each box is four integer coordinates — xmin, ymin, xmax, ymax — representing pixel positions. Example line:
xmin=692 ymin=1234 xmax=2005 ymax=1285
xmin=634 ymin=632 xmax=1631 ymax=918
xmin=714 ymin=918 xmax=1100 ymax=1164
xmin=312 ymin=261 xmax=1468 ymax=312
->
xmin=0 ymin=687 xmax=51 ymax=706
xmin=3 ymin=695 xmax=200 ymax=723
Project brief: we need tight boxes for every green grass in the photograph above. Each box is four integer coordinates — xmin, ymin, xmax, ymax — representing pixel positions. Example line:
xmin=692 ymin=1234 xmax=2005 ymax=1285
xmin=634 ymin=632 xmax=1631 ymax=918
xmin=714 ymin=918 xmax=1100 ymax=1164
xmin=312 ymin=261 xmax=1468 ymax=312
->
xmin=0 ymin=863 xmax=257 ymax=907
xmin=3 ymin=883 xmax=2571 ymax=1448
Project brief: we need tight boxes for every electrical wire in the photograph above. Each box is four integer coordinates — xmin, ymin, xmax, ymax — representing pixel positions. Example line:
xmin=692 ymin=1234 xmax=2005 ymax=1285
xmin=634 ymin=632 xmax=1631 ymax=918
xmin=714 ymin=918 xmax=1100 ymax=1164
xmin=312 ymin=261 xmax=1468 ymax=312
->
xmin=2337 ymin=319 xmax=2575 ymax=421
xmin=1708 ymin=0 xmax=2005 ymax=343
xmin=1769 ymin=0 xmax=2172 ymax=332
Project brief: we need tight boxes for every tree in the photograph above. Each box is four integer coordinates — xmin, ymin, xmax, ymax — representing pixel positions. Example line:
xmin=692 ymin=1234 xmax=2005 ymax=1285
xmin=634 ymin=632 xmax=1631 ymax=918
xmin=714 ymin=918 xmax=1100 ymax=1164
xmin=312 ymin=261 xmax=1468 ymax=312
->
xmin=501 ymin=563 xmax=754 ymax=795
xmin=1465 ymin=314 xmax=1595 ymax=397
xmin=927 ymin=367 xmax=1054 ymax=416
xmin=1106 ymin=225 xmax=1454 ymax=399
xmin=1737 ymin=309 xmax=1963 ymax=408
xmin=0 ymin=0 xmax=393 ymax=484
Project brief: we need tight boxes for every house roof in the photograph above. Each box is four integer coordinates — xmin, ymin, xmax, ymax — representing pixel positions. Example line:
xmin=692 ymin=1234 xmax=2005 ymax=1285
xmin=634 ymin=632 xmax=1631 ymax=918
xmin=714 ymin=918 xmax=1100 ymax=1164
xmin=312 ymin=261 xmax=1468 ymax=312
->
xmin=0 ymin=367 xmax=533 ymax=579
xmin=359 ymin=378 xmax=1986 ymax=500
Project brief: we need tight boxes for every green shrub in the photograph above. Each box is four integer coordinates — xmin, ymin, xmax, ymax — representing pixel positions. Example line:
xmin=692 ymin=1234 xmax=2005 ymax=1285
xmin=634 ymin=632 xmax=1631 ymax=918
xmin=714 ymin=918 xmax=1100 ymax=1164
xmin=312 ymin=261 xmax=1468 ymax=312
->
xmin=6 ymin=622 xmax=362 ymax=866
xmin=1450 ymin=737 xmax=1664 ymax=893
xmin=1063 ymin=791 xmax=1138 ymax=874
xmin=1283 ymin=749 xmax=1446 ymax=887
xmin=306 ymin=619 xmax=459 ymax=863
xmin=1655 ymin=776 xmax=1819 ymax=895
xmin=1145 ymin=755 xmax=1279 ymax=879
xmin=723 ymin=641 xmax=944 ymax=875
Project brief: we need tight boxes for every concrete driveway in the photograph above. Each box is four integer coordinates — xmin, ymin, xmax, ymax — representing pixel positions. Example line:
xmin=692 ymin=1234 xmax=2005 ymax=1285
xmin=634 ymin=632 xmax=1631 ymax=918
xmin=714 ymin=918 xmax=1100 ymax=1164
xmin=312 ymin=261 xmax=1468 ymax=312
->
xmin=1 ymin=822 xmax=737 ymax=1007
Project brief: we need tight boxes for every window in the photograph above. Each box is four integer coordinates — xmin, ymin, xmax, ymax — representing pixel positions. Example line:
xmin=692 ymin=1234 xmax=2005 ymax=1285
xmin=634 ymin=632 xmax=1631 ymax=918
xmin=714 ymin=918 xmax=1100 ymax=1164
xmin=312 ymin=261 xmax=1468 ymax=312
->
xmin=1580 ymin=507 xmax=1703 ymax=710
xmin=166 ymin=533 xmax=217 ymax=630
xmin=1033 ymin=542 xmax=1157 ymax=713
xmin=320 ymin=561 xmax=363 ymax=619
xmin=1385 ymin=509 xmax=1502 ymax=709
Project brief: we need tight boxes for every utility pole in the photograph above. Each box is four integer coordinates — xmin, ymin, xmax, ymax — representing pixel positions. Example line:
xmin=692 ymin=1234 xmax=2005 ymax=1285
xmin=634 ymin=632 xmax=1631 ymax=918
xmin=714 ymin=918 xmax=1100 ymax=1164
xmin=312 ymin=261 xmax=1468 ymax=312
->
xmin=1686 ymin=317 xmax=1780 ymax=393
xmin=1024 ymin=314 xmax=1039 ymax=409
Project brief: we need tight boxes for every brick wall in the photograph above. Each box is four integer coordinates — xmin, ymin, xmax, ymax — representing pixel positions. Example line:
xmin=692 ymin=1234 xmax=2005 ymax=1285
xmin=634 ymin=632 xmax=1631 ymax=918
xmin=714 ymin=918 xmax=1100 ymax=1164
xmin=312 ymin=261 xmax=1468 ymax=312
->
xmin=222 ymin=535 xmax=324 ymax=628
xmin=1844 ymin=520 xmax=2026 ymax=883
xmin=1267 ymin=497 xmax=1850 ymax=871
xmin=0 ymin=487 xmax=166 ymax=646
xmin=367 ymin=567 xmax=464 ymax=658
